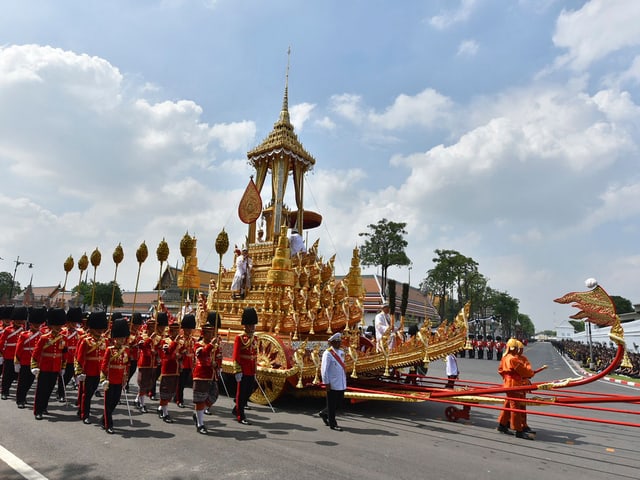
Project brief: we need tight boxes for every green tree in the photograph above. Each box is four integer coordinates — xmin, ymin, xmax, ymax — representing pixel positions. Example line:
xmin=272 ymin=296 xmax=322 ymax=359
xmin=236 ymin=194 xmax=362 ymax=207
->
xmin=0 ymin=271 xmax=20 ymax=302
xmin=611 ymin=295 xmax=634 ymax=315
xmin=72 ymin=281 xmax=123 ymax=310
xmin=491 ymin=291 xmax=519 ymax=338
xmin=421 ymin=249 xmax=479 ymax=321
xmin=358 ymin=218 xmax=411 ymax=297
xmin=569 ymin=320 xmax=585 ymax=333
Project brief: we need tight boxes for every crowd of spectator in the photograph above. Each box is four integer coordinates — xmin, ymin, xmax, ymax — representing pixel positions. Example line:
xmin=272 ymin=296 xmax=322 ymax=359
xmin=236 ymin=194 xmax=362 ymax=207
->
xmin=551 ymin=339 xmax=640 ymax=378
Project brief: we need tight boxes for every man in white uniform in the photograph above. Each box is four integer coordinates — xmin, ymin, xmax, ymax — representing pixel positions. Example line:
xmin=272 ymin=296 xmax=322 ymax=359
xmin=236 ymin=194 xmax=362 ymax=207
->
xmin=231 ymin=248 xmax=252 ymax=299
xmin=289 ymin=229 xmax=306 ymax=257
xmin=374 ymin=302 xmax=395 ymax=352
xmin=318 ymin=332 xmax=347 ymax=431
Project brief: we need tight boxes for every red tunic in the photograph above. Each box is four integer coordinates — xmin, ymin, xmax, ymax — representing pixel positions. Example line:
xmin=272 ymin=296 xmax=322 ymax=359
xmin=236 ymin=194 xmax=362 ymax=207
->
xmin=63 ymin=327 xmax=82 ymax=364
xmin=0 ymin=325 xmax=24 ymax=360
xmin=192 ymin=340 xmax=222 ymax=381
xmin=159 ymin=337 xmax=180 ymax=376
xmin=178 ymin=334 xmax=194 ymax=370
xmin=75 ymin=334 xmax=107 ymax=376
xmin=31 ymin=331 xmax=67 ymax=372
xmin=137 ymin=332 xmax=160 ymax=368
xmin=232 ymin=333 xmax=257 ymax=375
xmin=100 ymin=345 xmax=130 ymax=385
xmin=14 ymin=329 xmax=41 ymax=365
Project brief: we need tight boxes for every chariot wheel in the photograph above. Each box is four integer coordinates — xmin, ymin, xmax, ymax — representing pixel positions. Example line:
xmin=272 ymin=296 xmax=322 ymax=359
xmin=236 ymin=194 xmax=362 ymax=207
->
xmin=444 ymin=406 xmax=458 ymax=422
xmin=249 ymin=333 xmax=292 ymax=405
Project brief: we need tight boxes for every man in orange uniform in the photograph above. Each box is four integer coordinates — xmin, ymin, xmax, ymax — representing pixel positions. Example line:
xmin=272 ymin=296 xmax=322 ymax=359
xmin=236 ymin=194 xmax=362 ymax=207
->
xmin=1 ymin=306 xmax=26 ymax=400
xmin=14 ymin=307 xmax=46 ymax=408
xmin=31 ymin=308 xmax=67 ymax=420
xmin=232 ymin=307 xmax=258 ymax=425
xmin=192 ymin=312 xmax=222 ymax=434
xmin=99 ymin=317 xmax=130 ymax=434
xmin=496 ymin=338 xmax=534 ymax=439
xmin=75 ymin=311 xmax=108 ymax=424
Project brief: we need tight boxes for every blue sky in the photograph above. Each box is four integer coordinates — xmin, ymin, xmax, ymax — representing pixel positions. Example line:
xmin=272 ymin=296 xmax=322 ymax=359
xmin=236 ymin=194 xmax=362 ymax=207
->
xmin=1 ymin=0 xmax=639 ymax=332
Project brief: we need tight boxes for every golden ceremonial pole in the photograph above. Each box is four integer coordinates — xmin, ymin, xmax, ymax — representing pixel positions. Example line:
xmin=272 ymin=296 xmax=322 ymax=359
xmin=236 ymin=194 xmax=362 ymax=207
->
xmin=89 ymin=247 xmax=101 ymax=310
xmin=109 ymin=243 xmax=124 ymax=316
xmin=132 ymin=241 xmax=148 ymax=314
xmin=61 ymin=255 xmax=74 ymax=302
xmin=76 ymin=253 xmax=88 ymax=307
xmin=214 ymin=228 xmax=229 ymax=336
xmin=156 ymin=238 xmax=169 ymax=305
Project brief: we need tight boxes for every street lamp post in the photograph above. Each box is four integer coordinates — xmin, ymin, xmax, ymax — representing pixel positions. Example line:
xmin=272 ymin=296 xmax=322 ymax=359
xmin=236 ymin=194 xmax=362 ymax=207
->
xmin=9 ymin=256 xmax=34 ymax=300
xmin=408 ymin=262 xmax=412 ymax=286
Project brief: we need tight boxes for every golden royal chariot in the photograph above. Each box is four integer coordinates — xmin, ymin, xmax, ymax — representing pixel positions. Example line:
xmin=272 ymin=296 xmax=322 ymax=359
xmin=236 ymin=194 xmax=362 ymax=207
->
xmin=175 ymin=74 xmax=470 ymax=405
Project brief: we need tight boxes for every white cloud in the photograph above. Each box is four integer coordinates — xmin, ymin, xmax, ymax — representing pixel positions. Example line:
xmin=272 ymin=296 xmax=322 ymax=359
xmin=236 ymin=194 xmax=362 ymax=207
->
xmin=315 ymin=116 xmax=336 ymax=130
xmin=290 ymin=102 xmax=315 ymax=131
xmin=457 ymin=39 xmax=479 ymax=56
xmin=428 ymin=0 xmax=478 ymax=30
xmin=553 ymin=0 xmax=640 ymax=71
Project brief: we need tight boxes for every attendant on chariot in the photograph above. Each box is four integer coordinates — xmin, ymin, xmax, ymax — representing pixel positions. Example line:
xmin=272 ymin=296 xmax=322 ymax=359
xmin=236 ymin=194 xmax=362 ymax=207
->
xmin=231 ymin=248 xmax=252 ymax=299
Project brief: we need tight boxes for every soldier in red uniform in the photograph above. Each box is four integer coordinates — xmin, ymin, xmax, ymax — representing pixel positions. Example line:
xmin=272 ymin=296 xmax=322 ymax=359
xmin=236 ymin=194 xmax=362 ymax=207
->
xmin=99 ymin=317 xmax=130 ymax=434
xmin=56 ymin=307 xmax=83 ymax=402
xmin=486 ymin=335 xmax=496 ymax=360
xmin=476 ymin=335 xmax=486 ymax=360
xmin=156 ymin=320 xmax=181 ymax=423
xmin=31 ymin=308 xmax=67 ymax=420
xmin=136 ymin=314 xmax=166 ymax=412
xmin=176 ymin=313 xmax=196 ymax=408
xmin=192 ymin=312 xmax=222 ymax=434
xmin=75 ymin=311 xmax=108 ymax=424
xmin=232 ymin=307 xmax=258 ymax=425
xmin=495 ymin=336 xmax=506 ymax=361
xmin=14 ymin=307 xmax=46 ymax=408
xmin=125 ymin=312 xmax=143 ymax=393
xmin=1 ymin=306 xmax=26 ymax=400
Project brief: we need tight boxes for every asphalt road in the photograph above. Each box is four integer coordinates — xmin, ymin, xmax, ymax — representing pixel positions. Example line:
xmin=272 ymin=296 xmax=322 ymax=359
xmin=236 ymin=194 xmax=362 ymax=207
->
xmin=1 ymin=342 xmax=639 ymax=480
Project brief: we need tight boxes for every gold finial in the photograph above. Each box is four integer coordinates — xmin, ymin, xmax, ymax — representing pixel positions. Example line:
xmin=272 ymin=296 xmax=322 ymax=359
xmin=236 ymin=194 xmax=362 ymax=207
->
xmin=279 ymin=46 xmax=291 ymax=125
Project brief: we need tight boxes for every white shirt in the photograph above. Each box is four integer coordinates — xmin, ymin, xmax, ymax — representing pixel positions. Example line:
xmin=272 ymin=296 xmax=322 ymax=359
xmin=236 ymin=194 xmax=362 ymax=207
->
xmin=374 ymin=310 xmax=395 ymax=352
xmin=321 ymin=347 xmax=347 ymax=390
xmin=289 ymin=232 xmax=306 ymax=256
xmin=445 ymin=354 xmax=459 ymax=376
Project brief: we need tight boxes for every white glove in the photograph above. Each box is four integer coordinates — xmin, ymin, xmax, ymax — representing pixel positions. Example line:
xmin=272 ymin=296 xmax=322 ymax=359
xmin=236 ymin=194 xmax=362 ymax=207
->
xmin=0 ymin=356 xmax=4 ymax=365
xmin=31 ymin=368 xmax=40 ymax=376
xmin=235 ymin=373 xmax=242 ymax=382
xmin=14 ymin=363 xmax=21 ymax=373
xmin=101 ymin=380 xmax=109 ymax=390
xmin=76 ymin=373 xmax=87 ymax=382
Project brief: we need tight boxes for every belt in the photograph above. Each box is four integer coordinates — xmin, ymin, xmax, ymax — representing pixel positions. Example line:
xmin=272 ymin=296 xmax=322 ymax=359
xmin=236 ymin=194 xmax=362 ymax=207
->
xmin=6 ymin=343 xmax=16 ymax=347
xmin=108 ymin=365 xmax=126 ymax=370
xmin=40 ymin=353 xmax=63 ymax=358
xmin=85 ymin=356 xmax=99 ymax=361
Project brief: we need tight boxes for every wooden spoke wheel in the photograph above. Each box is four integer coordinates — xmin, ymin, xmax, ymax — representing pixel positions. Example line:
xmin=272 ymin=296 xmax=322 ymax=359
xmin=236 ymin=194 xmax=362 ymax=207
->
xmin=250 ymin=333 xmax=293 ymax=405
xmin=444 ymin=405 xmax=471 ymax=422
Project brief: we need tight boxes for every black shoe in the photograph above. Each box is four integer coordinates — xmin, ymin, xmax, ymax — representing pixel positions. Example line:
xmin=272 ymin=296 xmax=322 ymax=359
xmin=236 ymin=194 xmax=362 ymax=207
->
xmin=106 ymin=427 xmax=115 ymax=435
xmin=139 ymin=405 xmax=148 ymax=414
xmin=204 ymin=408 xmax=212 ymax=415
xmin=319 ymin=412 xmax=329 ymax=426
xmin=35 ymin=413 xmax=43 ymax=420
xmin=496 ymin=424 xmax=511 ymax=435
xmin=17 ymin=403 xmax=25 ymax=409
xmin=1 ymin=394 xmax=8 ymax=400
xmin=330 ymin=426 xmax=343 ymax=432
xmin=244 ymin=405 xmax=252 ymax=410
xmin=157 ymin=407 xmax=163 ymax=418
xmin=83 ymin=417 xmax=91 ymax=425
xmin=162 ymin=415 xmax=175 ymax=423
xmin=515 ymin=431 xmax=534 ymax=440
xmin=523 ymin=426 xmax=536 ymax=435
xmin=239 ymin=418 xmax=251 ymax=425
xmin=94 ymin=390 xmax=102 ymax=398
xmin=197 ymin=425 xmax=208 ymax=434
xmin=177 ymin=402 xmax=185 ymax=408
xmin=57 ymin=396 xmax=65 ymax=402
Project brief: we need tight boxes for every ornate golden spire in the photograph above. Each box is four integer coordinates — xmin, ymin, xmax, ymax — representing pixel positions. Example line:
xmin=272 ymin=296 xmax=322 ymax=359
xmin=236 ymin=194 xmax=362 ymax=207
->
xmin=279 ymin=46 xmax=291 ymax=126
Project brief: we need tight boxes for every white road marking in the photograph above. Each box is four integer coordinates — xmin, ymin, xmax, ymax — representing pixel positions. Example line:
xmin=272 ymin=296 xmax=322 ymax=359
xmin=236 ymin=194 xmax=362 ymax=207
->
xmin=0 ymin=445 xmax=49 ymax=480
